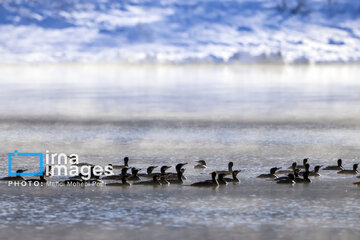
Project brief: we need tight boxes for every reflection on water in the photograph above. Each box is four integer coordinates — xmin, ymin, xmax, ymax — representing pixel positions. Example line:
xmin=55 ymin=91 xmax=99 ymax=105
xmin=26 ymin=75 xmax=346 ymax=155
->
xmin=0 ymin=64 xmax=360 ymax=239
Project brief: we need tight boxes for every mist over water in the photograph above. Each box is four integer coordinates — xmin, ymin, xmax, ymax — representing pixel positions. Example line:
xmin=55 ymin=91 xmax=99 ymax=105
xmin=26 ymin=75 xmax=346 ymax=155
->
xmin=1 ymin=64 xmax=360 ymax=120
xmin=0 ymin=64 xmax=360 ymax=239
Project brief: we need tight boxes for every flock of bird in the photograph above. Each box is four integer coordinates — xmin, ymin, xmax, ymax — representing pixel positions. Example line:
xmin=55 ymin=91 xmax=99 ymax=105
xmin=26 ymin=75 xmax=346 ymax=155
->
xmin=257 ymin=158 xmax=360 ymax=185
xmin=1 ymin=157 xmax=360 ymax=187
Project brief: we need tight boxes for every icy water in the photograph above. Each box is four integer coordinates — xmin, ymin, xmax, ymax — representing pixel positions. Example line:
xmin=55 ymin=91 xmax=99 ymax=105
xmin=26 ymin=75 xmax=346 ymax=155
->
xmin=0 ymin=64 xmax=360 ymax=240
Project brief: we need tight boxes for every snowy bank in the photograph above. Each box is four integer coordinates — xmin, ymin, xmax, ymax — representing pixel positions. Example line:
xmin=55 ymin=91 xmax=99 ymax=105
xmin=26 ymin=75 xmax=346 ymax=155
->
xmin=0 ymin=0 xmax=359 ymax=63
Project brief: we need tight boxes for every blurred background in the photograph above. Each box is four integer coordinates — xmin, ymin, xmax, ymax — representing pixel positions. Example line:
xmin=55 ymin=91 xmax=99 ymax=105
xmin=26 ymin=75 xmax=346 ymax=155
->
xmin=0 ymin=0 xmax=359 ymax=63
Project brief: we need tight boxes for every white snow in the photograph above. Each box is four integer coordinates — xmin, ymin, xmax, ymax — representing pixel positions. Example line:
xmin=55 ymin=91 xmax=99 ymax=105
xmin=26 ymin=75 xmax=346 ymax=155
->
xmin=0 ymin=0 xmax=359 ymax=63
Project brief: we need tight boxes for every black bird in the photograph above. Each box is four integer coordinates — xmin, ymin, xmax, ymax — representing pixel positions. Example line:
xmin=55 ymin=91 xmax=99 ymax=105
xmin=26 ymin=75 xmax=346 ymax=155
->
xmin=276 ymin=173 xmax=295 ymax=184
xmin=216 ymin=162 xmax=234 ymax=175
xmin=296 ymin=158 xmax=309 ymax=169
xmin=167 ymin=163 xmax=188 ymax=180
xmin=102 ymin=167 xmax=130 ymax=180
xmin=217 ymin=173 xmax=228 ymax=185
xmin=111 ymin=157 xmax=130 ymax=169
xmin=168 ymin=169 xmax=185 ymax=184
xmin=0 ymin=169 xmax=27 ymax=181
xmin=337 ymin=164 xmax=358 ymax=175
xmin=257 ymin=167 xmax=281 ymax=179
xmin=323 ymin=159 xmax=344 ymax=170
xmin=223 ymin=170 xmax=241 ymax=183
xmin=127 ymin=168 xmax=141 ymax=181
xmin=106 ymin=176 xmax=130 ymax=187
xmin=133 ymin=175 xmax=162 ymax=186
xmin=138 ymin=166 xmax=158 ymax=177
xmin=191 ymin=172 xmax=218 ymax=187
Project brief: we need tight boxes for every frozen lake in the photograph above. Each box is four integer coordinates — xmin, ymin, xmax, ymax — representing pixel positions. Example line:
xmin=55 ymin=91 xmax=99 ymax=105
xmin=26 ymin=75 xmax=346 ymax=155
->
xmin=0 ymin=64 xmax=360 ymax=240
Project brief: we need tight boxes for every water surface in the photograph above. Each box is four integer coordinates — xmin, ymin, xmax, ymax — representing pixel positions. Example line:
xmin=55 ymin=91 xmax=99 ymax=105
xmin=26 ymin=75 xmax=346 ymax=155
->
xmin=0 ymin=64 xmax=360 ymax=240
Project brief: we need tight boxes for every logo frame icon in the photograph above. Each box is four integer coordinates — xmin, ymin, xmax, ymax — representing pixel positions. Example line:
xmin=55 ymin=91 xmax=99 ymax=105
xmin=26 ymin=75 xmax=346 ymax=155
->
xmin=8 ymin=150 xmax=43 ymax=176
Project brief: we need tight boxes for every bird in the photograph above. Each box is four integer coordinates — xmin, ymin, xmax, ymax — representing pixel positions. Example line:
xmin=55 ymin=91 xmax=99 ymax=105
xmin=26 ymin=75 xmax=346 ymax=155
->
xmin=138 ymin=166 xmax=158 ymax=177
xmin=133 ymin=175 xmax=161 ymax=186
xmin=159 ymin=174 xmax=170 ymax=186
xmin=68 ymin=173 xmax=86 ymax=180
xmin=0 ymin=169 xmax=27 ymax=181
xmin=70 ymin=162 xmax=94 ymax=167
xmin=275 ymin=168 xmax=300 ymax=181
xmin=217 ymin=173 xmax=228 ymax=185
xmin=67 ymin=169 xmax=102 ymax=183
xmin=223 ymin=170 xmax=241 ymax=182
xmin=257 ymin=167 xmax=281 ymax=179
xmin=337 ymin=164 xmax=358 ymax=175
xmin=139 ymin=165 xmax=172 ymax=178
xmin=278 ymin=162 xmax=297 ymax=174
xmin=127 ymin=168 xmax=141 ymax=181
xmin=111 ymin=157 xmax=129 ymax=170
xmin=276 ymin=173 xmax=295 ymax=184
xmin=296 ymin=158 xmax=309 ymax=169
xmin=293 ymin=169 xmax=302 ymax=183
xmin=194 ymin=160 xmax=207 ymax=169
xmin=299 ymin=163 xmax=311 ymax=175
xmin=216 ymin=162 xmax=234 ymax=175
xmin=167 ymin=163 xmax=188 ymax=180
xmin=323 ymin=159 xmax=344 ymax=170
xmin=106 ymin=176 xmax=130 ymax=187
xmin=152 ymin=166 xmax=172 ymax=177
xmin=168 ymin=169 xmax=185 ymax=184
xmin=191 ymin=172 xmax=218 ymax=187
xmin=68 ymin=156 xmax=94 ymax=167
xmin=294 ymin=171 xmax=312 ymax=183
xmin=68 ymin=166 xmax=101 ymax=180
xmin=101 ymin=167 xmax=129 ymax=180
xmin=307 ymin=165 xmax=322 ymax=177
